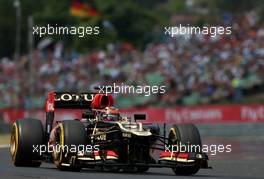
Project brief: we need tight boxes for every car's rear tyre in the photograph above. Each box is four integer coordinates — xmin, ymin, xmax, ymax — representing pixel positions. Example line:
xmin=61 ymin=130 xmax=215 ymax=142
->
xmin=168 ymin=124 xmax=201 ymax=175
xmin=53 ymin=120 xmax=86 ymax=171
xmin=10 ymin=118 xmax=44 ymax=167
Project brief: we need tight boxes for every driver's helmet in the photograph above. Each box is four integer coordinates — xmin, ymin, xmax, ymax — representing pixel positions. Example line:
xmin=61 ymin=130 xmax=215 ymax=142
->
xmin=103 ymin=106 xmax=120 ymax=121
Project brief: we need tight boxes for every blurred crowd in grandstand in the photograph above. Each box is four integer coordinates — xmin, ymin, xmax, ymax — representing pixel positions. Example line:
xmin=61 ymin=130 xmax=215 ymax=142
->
xmin=1 ymin=20 xmax=264 ymax=109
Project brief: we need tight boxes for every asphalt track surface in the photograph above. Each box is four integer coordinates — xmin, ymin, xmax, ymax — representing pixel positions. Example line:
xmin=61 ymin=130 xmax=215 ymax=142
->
xmin=0 ymin=137 xmax=263 ymax=179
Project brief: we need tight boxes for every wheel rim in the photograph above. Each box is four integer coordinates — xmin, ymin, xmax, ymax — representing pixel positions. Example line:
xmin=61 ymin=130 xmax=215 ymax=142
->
xmin=53 ymin=124 xmax=64 ymax=166
xmin=10 ymin=123 xmax=18 ymax=161
xmin=168 ymin=128 xmax=178 ymax=146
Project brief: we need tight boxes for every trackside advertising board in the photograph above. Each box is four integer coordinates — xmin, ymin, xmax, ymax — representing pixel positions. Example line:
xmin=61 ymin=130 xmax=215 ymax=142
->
xmin=1 ymin=105 xmax=264 ymax=124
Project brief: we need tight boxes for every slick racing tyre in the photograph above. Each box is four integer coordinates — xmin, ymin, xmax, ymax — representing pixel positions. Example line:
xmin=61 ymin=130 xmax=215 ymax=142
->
xmin=168 ymin=124 xmax=201 ymax=175
xmin=53 ymin=120 xmax=86 ymax=171
xmin=10 ymin=118 xmax=44 ymax=167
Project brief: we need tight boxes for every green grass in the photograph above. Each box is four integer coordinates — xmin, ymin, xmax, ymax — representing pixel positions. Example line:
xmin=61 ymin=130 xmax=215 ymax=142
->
xmin=0 ymin=134 xmax=10 ymax=145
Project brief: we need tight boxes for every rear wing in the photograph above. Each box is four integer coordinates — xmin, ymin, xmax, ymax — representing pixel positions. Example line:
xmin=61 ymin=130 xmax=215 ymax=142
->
xmin=45 ymin=91 xmax=113 ymax=142
xmin=45 ymin=92 xmax=114 ymax=112
xmin=46 ymin=92 xmax=95 ymax=112
xmin=45 ymin=92 xmax=94 ymax=141
xmin=45 ymin=91 xmax=114 ymax=140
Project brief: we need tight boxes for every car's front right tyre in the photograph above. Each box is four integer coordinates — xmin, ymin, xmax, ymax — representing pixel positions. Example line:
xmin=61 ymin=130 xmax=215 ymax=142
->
xmin=168 ymin=124 xmax=202 ymax=175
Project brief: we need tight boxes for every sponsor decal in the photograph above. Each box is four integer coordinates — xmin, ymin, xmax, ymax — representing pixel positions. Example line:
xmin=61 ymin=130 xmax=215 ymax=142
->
xmin=54 ymin=93 xmax=94 ymax=102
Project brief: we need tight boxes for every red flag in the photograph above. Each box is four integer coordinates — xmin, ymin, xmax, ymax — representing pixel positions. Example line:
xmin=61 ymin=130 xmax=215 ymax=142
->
xmin=70 ymin=0 xmax=99 ymax=17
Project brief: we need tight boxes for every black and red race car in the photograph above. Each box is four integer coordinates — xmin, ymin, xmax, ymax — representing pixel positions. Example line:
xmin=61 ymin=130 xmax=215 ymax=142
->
xmin=10 ymin=92 xmax=209 ymax=175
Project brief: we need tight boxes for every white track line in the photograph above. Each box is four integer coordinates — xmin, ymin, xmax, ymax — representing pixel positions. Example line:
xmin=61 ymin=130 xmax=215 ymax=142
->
xmin=0 ymin=144 xmax=10 ymax=148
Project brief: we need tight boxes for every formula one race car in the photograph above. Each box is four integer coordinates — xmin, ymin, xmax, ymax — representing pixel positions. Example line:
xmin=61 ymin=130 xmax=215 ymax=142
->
xmin=10 ymin=92 xmax=209 ymax=175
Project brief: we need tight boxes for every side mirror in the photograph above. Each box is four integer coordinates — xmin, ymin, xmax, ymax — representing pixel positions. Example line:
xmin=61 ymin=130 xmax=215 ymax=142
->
xmin=134 ymin=114 xmax=146 ymax=121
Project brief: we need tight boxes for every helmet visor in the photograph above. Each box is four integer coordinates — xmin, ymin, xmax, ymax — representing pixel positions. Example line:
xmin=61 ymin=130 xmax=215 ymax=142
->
xmin=107 ymin=113 xmax=120 ymax=121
